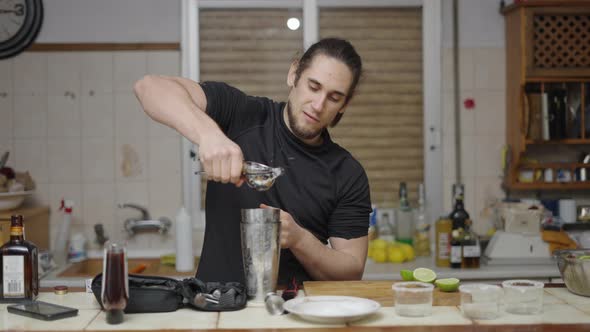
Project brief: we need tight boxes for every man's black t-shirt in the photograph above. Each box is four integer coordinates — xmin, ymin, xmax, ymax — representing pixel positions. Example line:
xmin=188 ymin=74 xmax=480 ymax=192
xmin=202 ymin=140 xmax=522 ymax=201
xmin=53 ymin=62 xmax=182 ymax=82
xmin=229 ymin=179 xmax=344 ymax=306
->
xmin=196 ymin=81 xmax=372 ymax=284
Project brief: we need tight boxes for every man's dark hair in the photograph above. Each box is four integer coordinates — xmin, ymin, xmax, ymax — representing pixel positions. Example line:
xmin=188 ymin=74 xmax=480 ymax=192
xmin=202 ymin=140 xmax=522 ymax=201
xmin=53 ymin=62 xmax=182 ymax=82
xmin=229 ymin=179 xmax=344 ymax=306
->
xmin=293 ymin=37 xmax=362 ymax=127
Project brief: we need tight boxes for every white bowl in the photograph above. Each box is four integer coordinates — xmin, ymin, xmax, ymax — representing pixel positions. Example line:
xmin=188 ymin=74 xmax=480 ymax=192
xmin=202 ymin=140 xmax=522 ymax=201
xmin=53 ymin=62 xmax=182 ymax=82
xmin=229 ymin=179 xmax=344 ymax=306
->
xmin=0 ymin=191 xmax=34 ymax=211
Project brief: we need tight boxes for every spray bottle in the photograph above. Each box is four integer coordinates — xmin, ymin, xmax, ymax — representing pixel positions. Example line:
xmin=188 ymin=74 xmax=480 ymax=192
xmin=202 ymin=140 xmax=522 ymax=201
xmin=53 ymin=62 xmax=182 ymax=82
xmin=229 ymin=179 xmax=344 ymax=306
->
xmin=54 ymin=199 xmax=74 ymax=266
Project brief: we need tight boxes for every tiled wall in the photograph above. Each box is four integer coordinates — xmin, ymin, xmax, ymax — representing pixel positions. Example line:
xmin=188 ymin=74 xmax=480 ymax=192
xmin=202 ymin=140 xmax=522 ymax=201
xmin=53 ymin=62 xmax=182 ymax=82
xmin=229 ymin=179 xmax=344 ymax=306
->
xmin=0 ymin=50 xmax=192 ymax=253
xmin=441 ymin=47 xmax=507 ymax=235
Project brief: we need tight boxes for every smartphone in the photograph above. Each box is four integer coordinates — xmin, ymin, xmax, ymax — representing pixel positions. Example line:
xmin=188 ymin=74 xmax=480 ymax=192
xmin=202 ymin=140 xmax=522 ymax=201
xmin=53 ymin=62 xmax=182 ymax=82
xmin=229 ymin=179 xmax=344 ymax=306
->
xmin=7 ymin=301 xmax=78 ymax=321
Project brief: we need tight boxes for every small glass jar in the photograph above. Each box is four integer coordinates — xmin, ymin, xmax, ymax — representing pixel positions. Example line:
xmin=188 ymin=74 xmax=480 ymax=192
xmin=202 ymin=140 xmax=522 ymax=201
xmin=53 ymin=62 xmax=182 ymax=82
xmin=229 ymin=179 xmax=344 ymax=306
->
xmin=502 ymin=280 xmax=544 ymax=315
xmin=459 ymin=284 xmax=502 ymax=319
xmin=392 ymin=282 xmax=434 ymax=317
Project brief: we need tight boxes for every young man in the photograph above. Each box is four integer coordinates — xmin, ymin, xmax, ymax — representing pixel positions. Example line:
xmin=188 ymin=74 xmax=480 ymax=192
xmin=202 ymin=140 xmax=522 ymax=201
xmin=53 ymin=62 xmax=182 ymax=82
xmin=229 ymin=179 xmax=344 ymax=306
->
xmin=134 ymin=38 xmax=372 ymax=284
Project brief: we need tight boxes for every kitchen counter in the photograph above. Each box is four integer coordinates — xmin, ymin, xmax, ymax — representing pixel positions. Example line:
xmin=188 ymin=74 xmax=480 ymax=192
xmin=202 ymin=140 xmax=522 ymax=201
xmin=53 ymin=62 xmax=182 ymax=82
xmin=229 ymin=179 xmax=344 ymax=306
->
xmin=363 ymin=256 xmax=562 ymax=281
xmin=41 ymin=255 xmax=562 ymax=288
xmin=2 ymin=281 xmax=589 ymax=331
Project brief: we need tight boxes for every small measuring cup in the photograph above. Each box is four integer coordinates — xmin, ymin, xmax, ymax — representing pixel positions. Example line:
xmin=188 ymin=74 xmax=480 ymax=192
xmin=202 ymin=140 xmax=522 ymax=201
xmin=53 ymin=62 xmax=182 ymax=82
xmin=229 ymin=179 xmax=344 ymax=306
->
xmin=195 ymin=160 xmax=285 ymax=191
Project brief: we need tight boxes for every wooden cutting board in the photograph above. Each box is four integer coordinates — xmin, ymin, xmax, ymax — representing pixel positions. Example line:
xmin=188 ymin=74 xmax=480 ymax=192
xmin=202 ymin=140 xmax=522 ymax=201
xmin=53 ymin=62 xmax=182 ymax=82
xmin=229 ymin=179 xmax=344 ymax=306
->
xmin=303 ymin=280 xmax=460 ymax=307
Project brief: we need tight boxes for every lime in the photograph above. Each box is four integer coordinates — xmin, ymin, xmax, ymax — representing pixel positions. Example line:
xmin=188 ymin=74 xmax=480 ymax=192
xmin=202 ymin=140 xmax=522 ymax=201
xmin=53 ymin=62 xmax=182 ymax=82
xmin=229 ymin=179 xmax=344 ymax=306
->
xmin=578 ymin=255 xmax=590 ymax=260
xmin=435 ymin=278 xmax=460 ymax=292
xmin=400 ymin=269 xmax=415 ymax=281
xmin=413 ymin=267 xmax=437 ymax=283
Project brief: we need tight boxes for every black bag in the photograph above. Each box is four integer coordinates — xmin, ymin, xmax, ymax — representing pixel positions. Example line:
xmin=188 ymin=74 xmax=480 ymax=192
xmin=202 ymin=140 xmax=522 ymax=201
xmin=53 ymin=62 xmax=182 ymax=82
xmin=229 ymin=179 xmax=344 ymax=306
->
xmin=91 ymin=274 xmax=247 ymax=313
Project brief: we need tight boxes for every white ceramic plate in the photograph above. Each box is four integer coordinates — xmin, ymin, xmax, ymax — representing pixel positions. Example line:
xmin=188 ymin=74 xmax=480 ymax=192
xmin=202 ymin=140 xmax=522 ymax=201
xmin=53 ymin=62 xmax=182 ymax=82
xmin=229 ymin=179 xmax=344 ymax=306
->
xmin=0 ymin=191 xmax=34 ymax=211
xmin=284 ymin=296 xmax=380 ymax=324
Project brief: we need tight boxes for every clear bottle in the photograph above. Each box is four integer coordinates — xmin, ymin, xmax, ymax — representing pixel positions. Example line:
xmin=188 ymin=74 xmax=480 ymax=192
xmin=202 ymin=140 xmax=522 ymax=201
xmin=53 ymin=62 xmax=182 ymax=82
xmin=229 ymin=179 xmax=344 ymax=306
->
xmin=435 ymin=217 xmax=452 ymax=267
xmin=413 ymin=183 xmax=430 ymax=256
xmin=0 ymin=215 xmax=39 ymax=302
xmin=395 ymin=182 xmax=414 ymax=245
xmin=377 ymin=209 xmax=395 ymax=242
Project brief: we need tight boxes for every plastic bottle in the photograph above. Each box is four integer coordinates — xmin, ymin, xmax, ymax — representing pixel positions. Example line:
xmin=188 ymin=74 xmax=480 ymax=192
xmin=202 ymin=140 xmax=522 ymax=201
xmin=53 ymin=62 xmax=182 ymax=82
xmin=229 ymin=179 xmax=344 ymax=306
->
xmin=54 ymin=199 xmax=74 ymax=266
xmin=175 ymin=207 xmax=194 ymax=272
xmin=68 ymin=233 xmax=87 ymax=262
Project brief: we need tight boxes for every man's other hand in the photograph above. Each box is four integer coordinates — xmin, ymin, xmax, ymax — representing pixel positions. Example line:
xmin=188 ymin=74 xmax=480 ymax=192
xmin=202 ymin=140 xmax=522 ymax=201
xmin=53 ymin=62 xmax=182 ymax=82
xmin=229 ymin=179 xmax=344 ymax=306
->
xmin=260 ymin=204 xmax=305 ymax=249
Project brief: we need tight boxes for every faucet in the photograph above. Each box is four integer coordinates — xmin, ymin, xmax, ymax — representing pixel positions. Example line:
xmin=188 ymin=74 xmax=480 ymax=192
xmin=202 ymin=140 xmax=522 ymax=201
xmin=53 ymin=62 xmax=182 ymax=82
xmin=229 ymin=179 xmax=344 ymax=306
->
xmin=118 ymin=203 xmax=171 ymax=236
xmin=94 ymin=223 xmax=109 ymax=246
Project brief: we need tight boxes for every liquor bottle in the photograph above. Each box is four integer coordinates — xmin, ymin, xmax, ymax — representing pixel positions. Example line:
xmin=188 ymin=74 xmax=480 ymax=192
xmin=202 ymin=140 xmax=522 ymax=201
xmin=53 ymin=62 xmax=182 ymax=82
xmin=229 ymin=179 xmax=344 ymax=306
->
xmin=449 ymin=184 xmax=469 ymax=269
xmin=0 ymin=215 xmax=39 ymax=302
xmin=435 ymin=217 xmax=452 ymax=267
xmin=395 ymin=182 xmax=414 ymax=245
xmin=461 ymin=219 xmax=481 ymax=268
xmin=413 ymin=183 xmax=430 ymax=256
xmin=449 ymin=184 xmax=470 ymax=230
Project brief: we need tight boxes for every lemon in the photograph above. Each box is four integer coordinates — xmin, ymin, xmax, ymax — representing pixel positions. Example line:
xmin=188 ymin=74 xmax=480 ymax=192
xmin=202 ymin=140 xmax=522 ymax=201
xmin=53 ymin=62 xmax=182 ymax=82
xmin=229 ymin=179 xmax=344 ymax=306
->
xmin=387 ymin=246 xmax=405 ymax=263
xmin=413 ymin=267 xmax=437 ymax=283
xmin=399 ymin=243 xmax=415 ymax=261
xmin=372 ymin=239 xmax=388 ymax=249
xmin=435 ymin=278 xmax=460 ymax=292
xmin=400 ymin=269 xmax=415 ymax=281
xmin=372 ymin=249 xmax=388 ymax=263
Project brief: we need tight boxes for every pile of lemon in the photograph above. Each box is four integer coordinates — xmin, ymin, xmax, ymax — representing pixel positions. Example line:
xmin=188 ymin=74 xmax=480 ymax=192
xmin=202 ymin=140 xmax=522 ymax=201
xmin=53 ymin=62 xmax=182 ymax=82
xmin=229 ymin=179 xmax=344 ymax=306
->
xmin=368 ymin=239 xmax=415 ymax=263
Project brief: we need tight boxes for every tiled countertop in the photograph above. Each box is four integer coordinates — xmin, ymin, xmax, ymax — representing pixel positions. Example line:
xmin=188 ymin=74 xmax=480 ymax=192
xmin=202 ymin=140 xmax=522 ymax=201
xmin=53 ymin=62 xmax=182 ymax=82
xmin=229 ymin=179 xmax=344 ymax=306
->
xmin=1 ymin=286 xmax=589 ymax=331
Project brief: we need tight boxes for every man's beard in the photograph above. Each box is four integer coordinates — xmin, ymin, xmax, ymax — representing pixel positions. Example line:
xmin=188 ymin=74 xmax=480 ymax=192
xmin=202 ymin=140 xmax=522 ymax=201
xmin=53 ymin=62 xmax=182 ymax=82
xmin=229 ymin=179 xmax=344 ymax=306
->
xmin=286 ymin=101 xmax=323 ymax=140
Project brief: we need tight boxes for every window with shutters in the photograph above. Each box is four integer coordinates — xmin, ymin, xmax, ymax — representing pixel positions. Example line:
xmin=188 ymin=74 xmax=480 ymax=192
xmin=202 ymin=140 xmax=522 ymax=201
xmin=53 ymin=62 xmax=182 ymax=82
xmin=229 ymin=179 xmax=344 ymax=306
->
xmin=198 ymin=7 xmax=423 ymax=208
xmin=321 ymin=8 xmax=423 ymax=206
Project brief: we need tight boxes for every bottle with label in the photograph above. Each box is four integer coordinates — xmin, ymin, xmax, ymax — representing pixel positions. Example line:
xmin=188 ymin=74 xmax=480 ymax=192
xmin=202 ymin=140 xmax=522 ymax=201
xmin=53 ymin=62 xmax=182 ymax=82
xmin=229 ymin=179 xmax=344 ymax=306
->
xmin=450 ymin=227 xmax=463 ymax=269
xmin=368 ymin=205 xmax=378 ymax=241
xmin=435 ymin=217 xmax=452 ymax=267
xmin=395 ymin=182 xmax=414 ymax=245
xmin=449 ymin=184 xmax=469 ymax=269
xmin=377 ymin=210 xmax=395 ymax=242
xmin=0 ymin=215 xmax=39 ymax=302
xmin=461 ymin=219 xmax=481 ymax=268
xmin=413 ymin=183 xmax=430 ymax=256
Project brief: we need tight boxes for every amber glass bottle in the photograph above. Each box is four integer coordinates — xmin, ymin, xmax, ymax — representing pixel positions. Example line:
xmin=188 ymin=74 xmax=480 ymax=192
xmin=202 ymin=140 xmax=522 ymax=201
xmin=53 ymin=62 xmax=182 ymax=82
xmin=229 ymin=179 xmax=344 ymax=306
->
xmin=0 ymin=215 xmax=39 ymax=302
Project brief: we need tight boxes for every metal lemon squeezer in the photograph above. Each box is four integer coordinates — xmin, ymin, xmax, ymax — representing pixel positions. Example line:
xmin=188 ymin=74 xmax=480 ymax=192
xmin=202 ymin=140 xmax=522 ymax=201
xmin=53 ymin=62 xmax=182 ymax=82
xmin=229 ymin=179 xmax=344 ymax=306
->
xmin=196 ymin=160 xmax=285 ymax=191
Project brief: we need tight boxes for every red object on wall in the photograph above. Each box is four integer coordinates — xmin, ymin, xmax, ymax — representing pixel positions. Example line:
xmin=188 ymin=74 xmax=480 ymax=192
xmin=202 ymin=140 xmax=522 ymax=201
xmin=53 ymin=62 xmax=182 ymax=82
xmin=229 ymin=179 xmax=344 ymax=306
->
xmin=463 ymin=98 xmax=475 ymax=110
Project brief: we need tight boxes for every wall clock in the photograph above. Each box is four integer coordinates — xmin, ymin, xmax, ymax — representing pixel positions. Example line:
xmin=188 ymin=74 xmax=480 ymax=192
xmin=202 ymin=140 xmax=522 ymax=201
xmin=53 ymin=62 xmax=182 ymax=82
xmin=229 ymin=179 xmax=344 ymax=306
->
xmin=0 ymin=0 xmax=43 ymax=60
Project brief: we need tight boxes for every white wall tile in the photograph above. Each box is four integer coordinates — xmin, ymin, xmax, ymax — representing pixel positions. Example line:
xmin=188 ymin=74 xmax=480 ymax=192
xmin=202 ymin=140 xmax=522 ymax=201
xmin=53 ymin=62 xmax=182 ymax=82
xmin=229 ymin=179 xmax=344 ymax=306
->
xmin=115 ymin=136 xmax=147 ymax=181
xmin=474 ymin=134 xmax=504 ymax=177
xmin=81 ymin=92 xmax=114 ymax=138
xmin=474 ymin=90 xmax=506 ymax=136
xmin=442 ymin=91 xmax=476 ymax=137
xmin=29 ymin=182 xmax=50 ymax=207
xmin=0 ymin=57 xmax=12 ymax=94
xmin=0 ymin=137 xmax=12 ymax=157
xmin=82 ymin=183 xmax=116 ymax=250
xmin=0 ymin=94 xmax=13 ymax=138
xmin=13 ymin=53 xmax=47 ymax=94
xmin=82 ymin=137 xmax=115 ymax=183
xmin=113 ymin=52 xmax=147 ymax=92
xmin=13 ymin=138 xmax=48 ymax=182
xmin=13 ymin=94 xmax=47 ymax=138
xmin=81 ymin=52 xmax=113 ymax=94
xmin=442 ymin=48 xmax=475 ymax=92
xmin=147 ymin=51 xmax=180 ymax=76
xmin=148 ymin=136 xmax=181 ymax=180
xmin=47 ymin=139 xmax=82 ymax=183
xmin=474 ymin=48 xmax=505 ymax=91
xmin=114 ymin=93 xmax=147 ymax=137
xmin=47 ymin=53 xmax=81 ymax=96
xmin=47 ymin=94 xmax=81 ymax=137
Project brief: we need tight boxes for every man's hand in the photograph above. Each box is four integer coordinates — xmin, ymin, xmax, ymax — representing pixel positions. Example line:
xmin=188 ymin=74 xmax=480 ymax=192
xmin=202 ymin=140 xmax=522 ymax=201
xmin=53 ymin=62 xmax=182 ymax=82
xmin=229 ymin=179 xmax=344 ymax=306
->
xmin=199 ymin=131 xmax=245 ymax=186
xmin=260 ymin=204 xmax=305 ymax=249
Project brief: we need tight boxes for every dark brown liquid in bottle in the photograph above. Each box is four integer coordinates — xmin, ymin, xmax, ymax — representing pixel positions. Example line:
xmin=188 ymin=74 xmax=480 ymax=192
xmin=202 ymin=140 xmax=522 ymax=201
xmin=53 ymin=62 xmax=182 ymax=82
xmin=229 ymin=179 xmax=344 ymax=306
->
xmin=0 ymin=215 xmax=39 ymax=302
xmin=102 ymin=251 xmax=128 ymax=324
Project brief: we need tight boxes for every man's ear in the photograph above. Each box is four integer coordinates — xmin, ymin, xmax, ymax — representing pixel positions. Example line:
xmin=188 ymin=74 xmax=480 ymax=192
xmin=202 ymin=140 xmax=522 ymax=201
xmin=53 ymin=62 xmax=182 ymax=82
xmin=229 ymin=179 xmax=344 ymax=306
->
xmin=287 ymin=61 xmax=298 ymax=87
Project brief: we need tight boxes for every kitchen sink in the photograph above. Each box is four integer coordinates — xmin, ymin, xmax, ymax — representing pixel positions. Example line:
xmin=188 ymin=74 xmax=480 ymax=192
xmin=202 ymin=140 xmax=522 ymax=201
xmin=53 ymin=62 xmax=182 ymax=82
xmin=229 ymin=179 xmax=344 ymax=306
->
xmin=57 ymin=257 xmax=200 ymax=278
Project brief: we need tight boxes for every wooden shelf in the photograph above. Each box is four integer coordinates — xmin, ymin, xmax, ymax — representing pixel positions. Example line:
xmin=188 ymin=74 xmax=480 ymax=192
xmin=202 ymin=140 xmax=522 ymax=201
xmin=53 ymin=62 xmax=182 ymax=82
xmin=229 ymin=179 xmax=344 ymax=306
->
xmin=525 ymin=139 xmax=590 ymax=145
xmin=505 ymin=181 xmax=590 ymax=190
xmin=503 ymin=2 xmax=590 ymax=191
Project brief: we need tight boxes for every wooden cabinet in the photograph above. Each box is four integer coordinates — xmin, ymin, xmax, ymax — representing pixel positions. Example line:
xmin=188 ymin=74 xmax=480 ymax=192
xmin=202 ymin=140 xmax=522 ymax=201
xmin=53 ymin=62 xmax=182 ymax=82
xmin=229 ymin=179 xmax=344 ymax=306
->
xmin=502 ymin=1 xmax=590 ymax=190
